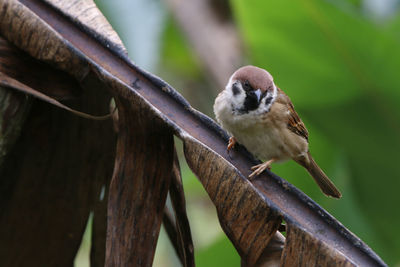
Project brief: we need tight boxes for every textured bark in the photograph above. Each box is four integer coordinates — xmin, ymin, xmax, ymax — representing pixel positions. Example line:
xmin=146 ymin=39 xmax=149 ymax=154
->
xmin=0 ymin=1 xmax=387 ymax=267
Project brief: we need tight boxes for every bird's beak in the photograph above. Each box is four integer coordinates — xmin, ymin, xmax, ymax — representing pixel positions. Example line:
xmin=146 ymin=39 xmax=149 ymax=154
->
xmin=254 ymin=89 xmax=262 ymax=103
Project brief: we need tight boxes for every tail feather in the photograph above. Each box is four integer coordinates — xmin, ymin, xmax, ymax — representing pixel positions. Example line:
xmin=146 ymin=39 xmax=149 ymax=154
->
xmin=297 ymin=152 xmax=342 ymax=198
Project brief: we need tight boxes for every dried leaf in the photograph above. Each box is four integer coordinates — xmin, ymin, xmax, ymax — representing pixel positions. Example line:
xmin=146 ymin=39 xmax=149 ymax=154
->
xmin=0 ymin=78 xmax=115 ymax=266
xmin=168 ymin=150 xmax=195 ymax=267
xmin=106 ymin=96 xmax=174 ymax=266
xmin=0 ymin=72 xmax=113 ymax=120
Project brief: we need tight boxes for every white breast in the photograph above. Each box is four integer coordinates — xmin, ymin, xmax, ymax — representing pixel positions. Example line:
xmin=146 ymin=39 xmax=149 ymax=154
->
xmin=214 ymin=90 xmax=291 ymax=162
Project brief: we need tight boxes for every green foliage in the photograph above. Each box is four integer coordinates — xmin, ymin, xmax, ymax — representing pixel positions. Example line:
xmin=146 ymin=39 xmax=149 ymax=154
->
xmin=196 ymin=236 xmax=240 ymax=267
xmin=231 ymin=0 xmax=400 ymax=264
xmin=161 ymin=18 xmax=202 ymax=79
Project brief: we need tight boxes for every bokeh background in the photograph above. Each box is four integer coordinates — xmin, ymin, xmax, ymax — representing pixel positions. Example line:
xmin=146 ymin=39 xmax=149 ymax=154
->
xmin=76 ymin=0 xmax=400 ymax=266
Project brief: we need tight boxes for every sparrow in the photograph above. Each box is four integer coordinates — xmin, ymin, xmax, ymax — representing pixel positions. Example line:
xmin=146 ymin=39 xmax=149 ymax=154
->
xmin=213 ymin=65 xmax=341 ymax=198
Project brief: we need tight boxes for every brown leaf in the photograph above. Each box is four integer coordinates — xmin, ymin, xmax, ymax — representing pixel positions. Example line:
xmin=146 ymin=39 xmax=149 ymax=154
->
xmin=0 ymin=76 xmax=115 ymax=266
xmin=281 ymin=223 xmax=356 ymax=266
xmin=0 ymin=23 xmax=115 ymax=266
xmin=0 ymin=72 xmax=113 ymax=120
xmin=106 ymin=96 xmax=174 ymax=266
xmin=168 ymin=150 xmax=195 ymax=267
xmin=184 ymin=138 xmax=282 ymax=265
xmin=0 ymin=36 xmax=80 ymax=99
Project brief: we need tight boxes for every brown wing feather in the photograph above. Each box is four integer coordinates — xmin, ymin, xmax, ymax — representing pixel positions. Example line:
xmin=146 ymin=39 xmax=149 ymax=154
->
xmin=276 ymin=88 xmax=309 ymax=141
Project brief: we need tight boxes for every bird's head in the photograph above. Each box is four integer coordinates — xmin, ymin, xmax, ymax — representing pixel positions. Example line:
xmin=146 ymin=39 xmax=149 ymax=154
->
xmin=226 ymin=65 xmax=277 ymax=114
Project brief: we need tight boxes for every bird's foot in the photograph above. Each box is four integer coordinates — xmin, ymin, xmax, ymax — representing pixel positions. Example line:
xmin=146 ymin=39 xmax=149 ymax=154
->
xmin=227 ymin=137 xmax=237 ymax=151
xmin=249 ymin=159 xmax=276 ymax=179
xmin=226 ymin=137 xmax=237 ymax=159
xmin=226 ymin=136 xmax=237 ymax=158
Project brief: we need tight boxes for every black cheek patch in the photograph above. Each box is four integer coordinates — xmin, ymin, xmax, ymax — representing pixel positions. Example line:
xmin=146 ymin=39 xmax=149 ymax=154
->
xmin=264 ymin=96 xmax=273 ymax=106
xmin=232 ymin=83 xmax=240 ymax=95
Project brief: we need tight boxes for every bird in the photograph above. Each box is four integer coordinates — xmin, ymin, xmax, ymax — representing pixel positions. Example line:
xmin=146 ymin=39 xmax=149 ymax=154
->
xmin=213 ymin=65 xmax=341 ymax=198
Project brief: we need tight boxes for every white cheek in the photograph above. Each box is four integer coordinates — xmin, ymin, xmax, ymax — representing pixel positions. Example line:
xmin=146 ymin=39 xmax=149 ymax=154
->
xmin=225 ymin=80 xmax=245 ymax=110
xmin=232 ymin=91 xmax=246 ymax=110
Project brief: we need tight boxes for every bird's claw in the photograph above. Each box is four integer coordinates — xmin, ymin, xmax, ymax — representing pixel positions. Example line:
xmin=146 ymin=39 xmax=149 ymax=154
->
xmin=227 ymin=137 xmax=237 ymax=151
xmin=248 ymin=159 xmax=275 ymax=180
xmin=226 ymin=137 xmax=237 ymax=158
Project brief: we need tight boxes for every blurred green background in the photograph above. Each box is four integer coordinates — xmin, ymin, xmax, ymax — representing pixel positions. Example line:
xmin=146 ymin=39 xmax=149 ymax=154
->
xmin=76 ymin=0 xmax=400 ymax=266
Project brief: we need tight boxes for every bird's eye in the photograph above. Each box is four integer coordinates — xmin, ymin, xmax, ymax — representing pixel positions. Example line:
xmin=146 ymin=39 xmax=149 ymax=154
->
xmin=243 ymin=80 xmax=251 ymax=91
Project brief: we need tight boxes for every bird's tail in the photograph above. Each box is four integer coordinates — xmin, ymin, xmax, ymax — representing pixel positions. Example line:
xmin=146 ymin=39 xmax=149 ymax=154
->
xmin=297 ymin=152 xmax=342 ymax=199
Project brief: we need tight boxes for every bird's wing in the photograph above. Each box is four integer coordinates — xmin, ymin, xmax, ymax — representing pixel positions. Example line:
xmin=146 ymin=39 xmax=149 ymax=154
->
xmin=276 ymin=88 xmax=309 ymax=141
